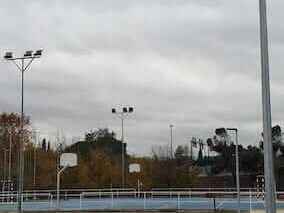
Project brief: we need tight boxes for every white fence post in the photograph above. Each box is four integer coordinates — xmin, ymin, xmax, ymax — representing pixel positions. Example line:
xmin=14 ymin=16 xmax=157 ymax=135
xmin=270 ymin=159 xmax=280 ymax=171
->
xmin=144 ymin=192 xmax=146 ymax=210
xmin=50 ymin=193 xmax=53 ymax=208
xmin=178 ymin=192 xmax=180 ymax=210
xmin=111 ymin=192 xmax=114 ymax=208
xmin=80 ymin=193 xmax=82 ymax=209
xmin=249 ymin=189 xmax=252 ymax=213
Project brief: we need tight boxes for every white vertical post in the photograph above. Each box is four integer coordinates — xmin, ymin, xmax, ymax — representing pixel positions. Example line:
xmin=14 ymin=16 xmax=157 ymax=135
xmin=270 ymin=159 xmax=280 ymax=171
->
xmin=144 ymin=192 xmax=146 ymax=210
xmin=249 ymin=188 xmax=252 ymax=213
xmin=57 ymin=166 xmax=67 ymax=209
xmin=111 ymin=192 xmax=114 ymax=208
xmin=258 ymin=1 xmax=276 ymax=213
xmin=137 ymin=177 xmax=140 ymax=198
xmin=121 ymin=118 xmax=125 ymax=188
xmin=50 ymin=194 xmax=53 ymax=207
xmin=178 ymin=192 xmax=180 ymax=210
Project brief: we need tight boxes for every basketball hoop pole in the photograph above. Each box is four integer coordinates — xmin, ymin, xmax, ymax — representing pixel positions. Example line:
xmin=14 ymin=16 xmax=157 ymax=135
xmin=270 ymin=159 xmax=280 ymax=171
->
xmin=57 ymin=166 xmax=67 ymax=209
xmin=57 ymin=153 xmax=78 ymax=209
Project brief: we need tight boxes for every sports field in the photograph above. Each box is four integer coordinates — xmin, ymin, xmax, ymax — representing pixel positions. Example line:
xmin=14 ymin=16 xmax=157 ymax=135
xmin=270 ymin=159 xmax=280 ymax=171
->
xmin=0 ymin=196 xmax=283 ymax=211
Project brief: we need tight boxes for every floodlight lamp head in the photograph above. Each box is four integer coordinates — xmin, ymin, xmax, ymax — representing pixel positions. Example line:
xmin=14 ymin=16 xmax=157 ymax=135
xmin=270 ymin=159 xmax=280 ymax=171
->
xmin=215 ymin=127 xmax=227 ymax=135
xmin=227 ymin=127 xmax=238 ymax=132
xmin=123 ymin=107 xmax=128 ymax=113
xmin=112 ymin=108 xmax=116 ymax=113
xmin=128 ymin=107 xmax=133 ymax=112
xmin=33 ymin=49 xmax=42 ymax=57
xmin=24 ymin=51 xmax=33 ymax=57
xmin=4 ymin=52 xmax=13 ymax=60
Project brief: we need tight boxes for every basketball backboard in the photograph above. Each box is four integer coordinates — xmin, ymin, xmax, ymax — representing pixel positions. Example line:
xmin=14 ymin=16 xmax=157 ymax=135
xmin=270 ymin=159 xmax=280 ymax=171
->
xmin=129 ymin=163 xmax=140 ymax=173
xmin=60 ymin=153 xmax=77 ymax=167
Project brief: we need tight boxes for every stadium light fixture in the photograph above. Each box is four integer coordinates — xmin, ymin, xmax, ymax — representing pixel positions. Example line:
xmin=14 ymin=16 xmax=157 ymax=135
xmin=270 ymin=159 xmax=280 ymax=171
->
xmin=33 ymin=49 xmax=42 ymax=57
xmin=4 ymin=52 xmax=13 ymax=60
xmin=24 ymin=51 xmax=33 ymax=57
xmin=111 ymin=106 xmax=134 ymax=188
xmin=3 ymin=50 xmax=43 ymax=212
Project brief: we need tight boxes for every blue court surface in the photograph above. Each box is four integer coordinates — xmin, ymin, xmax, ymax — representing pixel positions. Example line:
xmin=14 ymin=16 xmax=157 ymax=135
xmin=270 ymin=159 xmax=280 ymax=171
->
xmin=0 ymin=197 xmax=283 ymax=211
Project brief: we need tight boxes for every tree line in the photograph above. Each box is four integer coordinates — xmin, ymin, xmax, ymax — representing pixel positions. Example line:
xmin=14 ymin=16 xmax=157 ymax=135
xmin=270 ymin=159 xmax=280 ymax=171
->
xmin=0 ymin=112 xmax=283 ymax=190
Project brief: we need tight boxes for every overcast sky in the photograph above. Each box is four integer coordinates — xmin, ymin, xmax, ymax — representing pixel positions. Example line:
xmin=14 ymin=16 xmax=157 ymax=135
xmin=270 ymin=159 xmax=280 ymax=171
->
xmin=1 ymin=0 xmax=284 ymax=156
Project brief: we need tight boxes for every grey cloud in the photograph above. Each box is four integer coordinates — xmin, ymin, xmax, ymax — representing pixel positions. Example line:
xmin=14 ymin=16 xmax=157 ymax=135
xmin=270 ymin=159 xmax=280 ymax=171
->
xmin=1 ymin=0 xmax=283 ymax=155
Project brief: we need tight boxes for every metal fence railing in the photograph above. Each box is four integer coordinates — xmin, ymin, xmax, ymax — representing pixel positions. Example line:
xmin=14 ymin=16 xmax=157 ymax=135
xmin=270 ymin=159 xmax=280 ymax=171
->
xmin=0 ymin=188 xmax=283 ymax=211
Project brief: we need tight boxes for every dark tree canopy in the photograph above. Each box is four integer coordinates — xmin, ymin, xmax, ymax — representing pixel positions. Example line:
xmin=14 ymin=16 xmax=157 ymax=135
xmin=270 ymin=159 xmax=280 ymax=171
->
xmin=42 ymin=138 xmax=47 ymax=150
xmin=65 ymin=128 xmax=125 ymax=161
xmin=260 ymin=125 xmax=283 ymax=153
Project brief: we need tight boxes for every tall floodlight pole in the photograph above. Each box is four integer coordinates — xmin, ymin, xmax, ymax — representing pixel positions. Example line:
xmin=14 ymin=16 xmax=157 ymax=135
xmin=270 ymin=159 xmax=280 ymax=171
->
xmin=8 ymin=126 xmax=13 ymax=182
xmin=4 ymin=50 xmax=43 ymax=212
xmin=259 ymin=1 xmax=276 ymax=213
xmin=32 ymin=130 xmax=37 ymax=187
xmin=112 ymin=107 xmax=134 ymax=188
xmin=227 ymin=128 xmax=240 ymax=213
xmin=33 ymin=143 xmax=36 ymax=187
xmin=169 ymin=124 xmax=173 ymax=159
xmin=3 ymin=149 xmax=8 ymax=181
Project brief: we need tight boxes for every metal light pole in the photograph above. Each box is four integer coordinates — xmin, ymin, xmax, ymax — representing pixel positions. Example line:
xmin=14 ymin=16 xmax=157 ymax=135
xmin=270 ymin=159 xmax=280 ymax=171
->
xmin=112 ymin=107 xmax=134 ymax=188
xmin=258 ymin=1 xmax=276 ymax=213
xmin=8 ymin=127 xmax=12 ymax=182
xmin=2 ymin=149 xmax=8 ymax=182
xmin=227 ymin=128 xmax=240 ymax=213
xmin=169 ymin=124 xmax=173 ymax=159
xmin=4 ymin=50 xmax=43 ymax=212
xmin=33 ymin=144 xmax=36 ymax=187
xmin=32 ymin=130 xmax=38 ymax=187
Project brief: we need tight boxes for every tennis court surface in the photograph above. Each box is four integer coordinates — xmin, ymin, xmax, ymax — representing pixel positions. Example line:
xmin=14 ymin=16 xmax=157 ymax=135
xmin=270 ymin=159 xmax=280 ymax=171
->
xmin=0 ymin=196 xmax=283 ymax=211
xmin=0 ymin=189 xmax=283 ymax=211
